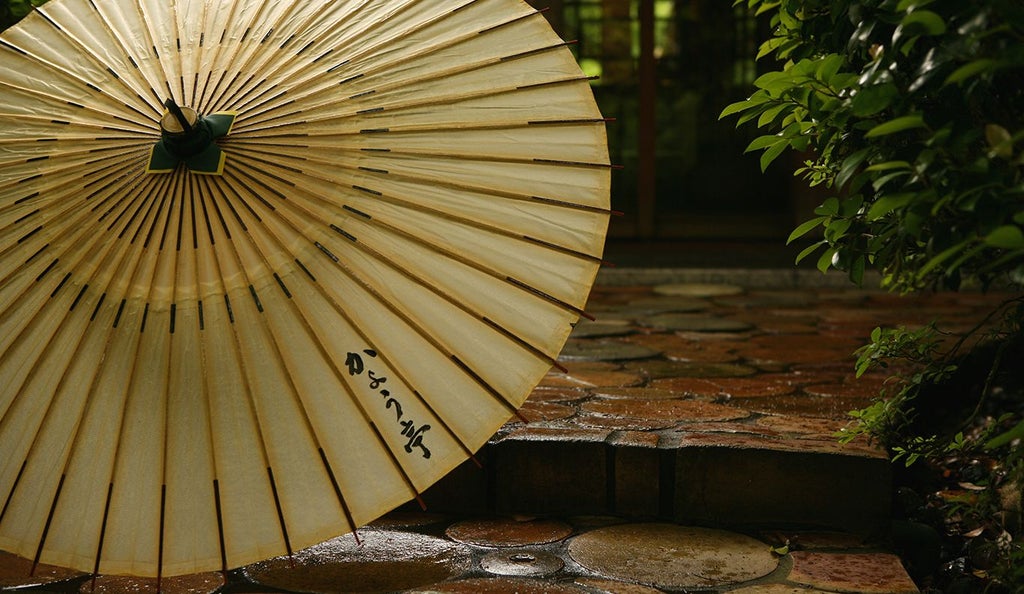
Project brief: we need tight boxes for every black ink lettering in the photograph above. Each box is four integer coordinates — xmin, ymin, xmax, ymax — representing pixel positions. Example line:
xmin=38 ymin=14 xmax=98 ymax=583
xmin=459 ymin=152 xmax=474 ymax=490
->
xmin=345 ymin=352 xmax=364 ymax=376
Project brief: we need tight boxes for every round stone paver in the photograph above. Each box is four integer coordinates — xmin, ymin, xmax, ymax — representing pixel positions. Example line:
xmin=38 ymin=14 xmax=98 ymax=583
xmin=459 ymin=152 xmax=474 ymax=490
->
xmin=570 ymin=320 xmax=636 ymax=338
xmin=558 ymin=340 xmax=661 ymax=362
xmin=628 ymin=360 xmax=758 ymax=379
xmin=446 ymin=518 xmax=573 ymax=548
xmin=625 ymin=296 xmax=709 ymax=314
xmin=245 ymin=530 xmax=471 ymax=594
xmin=641 ymin=314 xmax=753 ymax=333
xmin=409 ymin=577 xmax=586 ymax=593
xmin=589 ymin=386 xmax=685 ymax=400
xmin=81 ymin=573 xmax=224 ymax=594
xmin=653 ymin=283 xmax=744 ymax=297
xmin=567 ymin=523 xmax=777 ymax=590
xmin=480 ymin=550 xmax=564 ymax=577
xmin=729 ymin=585 xmax=833 ymax=594
xmin=573 ymin=577 xmax=665 ymax=593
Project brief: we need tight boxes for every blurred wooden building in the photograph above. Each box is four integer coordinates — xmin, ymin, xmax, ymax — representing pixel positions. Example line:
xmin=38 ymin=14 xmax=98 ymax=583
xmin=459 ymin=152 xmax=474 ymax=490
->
xmin=532 ymin=0 xmax=809 ymax=242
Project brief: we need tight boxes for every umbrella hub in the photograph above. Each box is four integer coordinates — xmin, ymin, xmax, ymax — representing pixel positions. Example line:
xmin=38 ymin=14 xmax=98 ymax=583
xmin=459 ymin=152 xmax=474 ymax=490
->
xmin=159 ymin=106 xmax=212 ymax=157
xmin=147 ymin=98 xmax=237 ymax=175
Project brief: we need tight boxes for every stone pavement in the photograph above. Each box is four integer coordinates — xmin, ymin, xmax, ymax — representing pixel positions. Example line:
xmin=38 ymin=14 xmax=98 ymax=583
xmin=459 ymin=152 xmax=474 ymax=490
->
xmin=1 ymin=271 xmax=1013 ymax=593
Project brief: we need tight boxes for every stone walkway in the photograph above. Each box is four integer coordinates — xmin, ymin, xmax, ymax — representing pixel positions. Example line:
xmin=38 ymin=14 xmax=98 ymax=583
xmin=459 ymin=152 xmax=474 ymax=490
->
xmin=1 ymin=274 xmax=1013 ymax=593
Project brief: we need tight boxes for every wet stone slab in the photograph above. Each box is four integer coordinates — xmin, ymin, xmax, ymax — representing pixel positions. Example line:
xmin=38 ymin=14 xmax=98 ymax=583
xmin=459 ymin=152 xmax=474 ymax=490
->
xmin=567 ymin=523 xmax=778 ymax=590
xmin=558 ymin=340 xmax=661 ymax=362
xmin=445 ymin=518 xmax=574 ymax=548
xmin=80 ymin=573 xmax=224 ymax=594
xmin=622 ymin=295 xmax=710 ymax=314
xmin=480 ymin=550 xmax=564 ymax=577
xmin=244 ymin=530 xmax=471 ymax=594
xmin=729 ymin=585 xmax=834 ymax=594
xmin=628 ymin=360 xmax=758 ymax=379
xmin=409 ymin=577 xmax=587 ymax=593
xmin=788 ymin=551 xmax=920 ymax=594
xmin=569 ymin=320 xmax=636 ymax=338
xmin=573 ymin=577 xmax=666 ymax=593
xmin=640 ymin=313 xmax=754 ymax=333
xmin=581 ymin=398 xmax=749 ymax=423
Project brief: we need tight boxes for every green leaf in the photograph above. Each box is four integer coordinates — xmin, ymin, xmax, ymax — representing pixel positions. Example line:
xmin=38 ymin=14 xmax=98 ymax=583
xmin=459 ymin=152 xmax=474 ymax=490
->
xmin=944 ymin=59 xmax=999 ymax=86
xmin=897 ymin=0 xmax=934 ymax=8
xmin=986 ymin=419 xmax=1024 ymax=450
xmin=824 ymin=218 xmax=852 ymax=242
xmin=817 ymin=246 xmax=837 ymax=273
xmin=757 ymin=36 xmax=788 ymax=60
xmin=849 ymin=255 xmax=866 ymax=285
xmin=787 ymin=216 xmax=827 ymax=244
xmin=985 ymin=124 xmax=1013 ymax=158
xmin=720 ymin=100 xmax=753 ymax=119
xmin=984 ymin=225 xmax=1024 ymax=249
xmin=836 ymin=148 xmax=872 ymax=189
xmin=918 ymin=239 xmax=972 ymax=278
xmin=753 ymin=71 xmax=787 ymax=90
xmin=815 ymin=54 xmax=844 ymax=83
xmin=815 ymin=196 xmax=840 ymax=216
xmin=900 ymin=10 xmax=946 ymax=36
xmin=795 ymin=240 xmax=826 ymax=264
xmin=745 ymin=134 xmax=782 ymax=153
xmin=865 ymin=114 xmax=925 ymax=138
xmin=864 ymin=160 xmax=912 ymax=172
xmin=759 ymin=139 xmax=789 ymax=172
xmin=866 ymin=193 xmax=914 ymax=220
xmin=757 ymin=103 xmax=791 ymax=128
xmin=851 ymin=83 xmax=898 ymax=117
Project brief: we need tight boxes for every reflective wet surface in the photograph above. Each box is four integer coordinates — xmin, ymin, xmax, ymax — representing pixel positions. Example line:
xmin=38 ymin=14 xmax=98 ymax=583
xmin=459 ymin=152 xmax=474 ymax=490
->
xmin=4 ymin=279 xmax=1002 ymax=593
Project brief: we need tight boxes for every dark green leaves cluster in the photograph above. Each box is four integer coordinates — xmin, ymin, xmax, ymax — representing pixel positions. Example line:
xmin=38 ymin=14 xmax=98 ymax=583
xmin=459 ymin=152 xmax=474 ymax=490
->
xmin=722 ymin=0 xmax=1024 ymax=291
xmin=0 ymin=0 xmax=46 ymax=31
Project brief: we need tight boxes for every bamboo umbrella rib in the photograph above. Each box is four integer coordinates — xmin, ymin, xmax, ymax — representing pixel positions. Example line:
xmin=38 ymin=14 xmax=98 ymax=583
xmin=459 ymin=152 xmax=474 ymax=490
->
xmin=0 ymin=0 xmax=611 ymax=577
xmin=222 ymin=155 xmax=593 ymax=319
xmin=232 ymin=68 xmax=590 ymax=135
xmin=194 ymin=2 xmax=332 ymax=113
xmin=191 ymin=172 xmax=441 ymax=536
xmin=310 ymin=228 xmax=527 ymax=422
xmin=0 ymin=87 xmax=154 ymax=136
xmin=331 ymin=212 xmax=594 ymax=321
xmin=188 ymin=0 xmax=256 ymax=110
xmin=4 ymin=10 xmax=160 ymax=119
xmin=332 ymin=205 xmax=570 ymax=373
xmin=230 ymin=9 xmax=556 ymax=129
xmin=225 ymin=141 xmax=614 ymax=216
xmin=0 ymin=171 xmax=164 ymax=372
xmin=225 ymin=149 xmax=605 ymax=264
xmin=179 ymin=174 xmax=313 ymax=569
xmin=202 ymin=164 xmax=511 ymax=458
xmin=192 ymin=172 xmax=296 ymax=565
xmin=204 ymin=0 xmax=425 ymax=113
xmin=191 ymin=227 xmax=358 ymax=566
xmin=201 ymin=0 xmax=332 ymax=112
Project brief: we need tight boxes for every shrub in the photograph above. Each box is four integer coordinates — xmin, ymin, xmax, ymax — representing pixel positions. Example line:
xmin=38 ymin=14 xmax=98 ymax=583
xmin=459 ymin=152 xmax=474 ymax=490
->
xmin=722 ymin=0 xmax=1024 ymax=590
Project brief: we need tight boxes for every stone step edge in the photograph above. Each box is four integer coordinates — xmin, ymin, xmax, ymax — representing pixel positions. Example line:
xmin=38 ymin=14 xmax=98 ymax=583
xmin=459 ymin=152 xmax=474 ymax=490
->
xmin=418 ymin=437 xmax=893 ymax=537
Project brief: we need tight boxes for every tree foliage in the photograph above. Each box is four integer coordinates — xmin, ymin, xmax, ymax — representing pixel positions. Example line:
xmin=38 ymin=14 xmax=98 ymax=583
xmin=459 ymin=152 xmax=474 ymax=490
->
xmin=724 ymin=1 xmax=1024 ymax=589
xmin=1 ymin=0 xmax=45 ymax=31
xmin=722 ymin=0 xmax=1024 ymax=292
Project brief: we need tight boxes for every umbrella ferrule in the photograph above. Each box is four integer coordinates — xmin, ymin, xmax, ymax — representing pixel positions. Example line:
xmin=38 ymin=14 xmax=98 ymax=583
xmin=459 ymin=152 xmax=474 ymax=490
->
xmin=148 ymin=99 xmax=236 ymax=175
xmin=160 ymin=111 xmax=214 ymax=158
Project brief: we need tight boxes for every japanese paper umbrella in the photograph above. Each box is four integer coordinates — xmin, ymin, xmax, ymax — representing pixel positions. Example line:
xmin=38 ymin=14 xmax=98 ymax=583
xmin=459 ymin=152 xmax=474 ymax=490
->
xmin=0 ymin=0 xmax=611 ymax=579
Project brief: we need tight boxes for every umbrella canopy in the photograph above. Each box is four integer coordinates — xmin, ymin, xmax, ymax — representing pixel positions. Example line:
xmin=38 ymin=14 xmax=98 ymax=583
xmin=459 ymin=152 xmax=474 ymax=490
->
xmin=0 ymin=0 xmax=611 ymax=579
